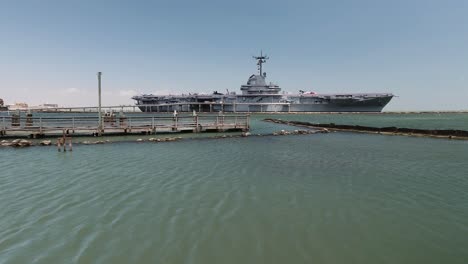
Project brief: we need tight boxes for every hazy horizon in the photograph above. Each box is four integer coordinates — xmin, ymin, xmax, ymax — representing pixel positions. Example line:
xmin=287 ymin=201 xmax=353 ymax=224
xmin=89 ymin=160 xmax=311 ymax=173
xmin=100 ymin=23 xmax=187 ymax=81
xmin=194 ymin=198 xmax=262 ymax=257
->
xmin=1 ymin=0 xmax=467 ymax=111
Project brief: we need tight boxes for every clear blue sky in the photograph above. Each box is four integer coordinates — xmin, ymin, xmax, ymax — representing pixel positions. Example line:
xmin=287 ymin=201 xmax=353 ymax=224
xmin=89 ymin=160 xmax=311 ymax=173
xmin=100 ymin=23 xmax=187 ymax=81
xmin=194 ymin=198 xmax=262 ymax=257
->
xmin=1 ymin=0 xmax=467 ymax=110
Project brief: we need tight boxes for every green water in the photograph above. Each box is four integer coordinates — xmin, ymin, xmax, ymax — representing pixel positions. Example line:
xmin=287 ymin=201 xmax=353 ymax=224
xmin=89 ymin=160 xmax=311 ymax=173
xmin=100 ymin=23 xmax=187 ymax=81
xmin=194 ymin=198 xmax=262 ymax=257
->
xmin=1 ymin=114 xmax=468 ymax=264
xmin=254 ymin=112 xmax=468 ymax=130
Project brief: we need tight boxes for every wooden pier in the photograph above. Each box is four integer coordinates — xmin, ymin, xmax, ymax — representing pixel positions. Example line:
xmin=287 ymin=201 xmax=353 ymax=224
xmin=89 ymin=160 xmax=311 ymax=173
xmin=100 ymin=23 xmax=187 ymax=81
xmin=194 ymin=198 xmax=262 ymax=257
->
xmin=0 ymin=114 xmax=250 ymax=138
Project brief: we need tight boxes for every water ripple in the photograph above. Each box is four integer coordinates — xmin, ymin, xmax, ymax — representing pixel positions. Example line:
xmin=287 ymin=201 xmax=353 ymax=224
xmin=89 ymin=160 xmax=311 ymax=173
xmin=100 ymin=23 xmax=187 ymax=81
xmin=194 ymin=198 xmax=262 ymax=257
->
xmin=1 ymin=132 xmax=468 ymax=263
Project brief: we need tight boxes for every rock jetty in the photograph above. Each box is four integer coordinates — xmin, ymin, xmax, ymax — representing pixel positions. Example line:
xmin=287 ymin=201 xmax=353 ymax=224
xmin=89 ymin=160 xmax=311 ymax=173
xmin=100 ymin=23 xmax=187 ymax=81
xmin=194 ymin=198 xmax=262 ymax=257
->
xmin=264 ymin=118 xmax=468 ymax=140
xmin=1 ymin=139 xmax=33 ymax=147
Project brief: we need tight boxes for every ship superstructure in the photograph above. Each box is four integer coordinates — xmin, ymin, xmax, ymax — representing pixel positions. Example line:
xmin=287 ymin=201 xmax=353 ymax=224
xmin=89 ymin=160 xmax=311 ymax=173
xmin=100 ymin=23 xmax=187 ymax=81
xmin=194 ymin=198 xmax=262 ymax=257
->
xmin=132 ymin=53 xmax=393 ymax=112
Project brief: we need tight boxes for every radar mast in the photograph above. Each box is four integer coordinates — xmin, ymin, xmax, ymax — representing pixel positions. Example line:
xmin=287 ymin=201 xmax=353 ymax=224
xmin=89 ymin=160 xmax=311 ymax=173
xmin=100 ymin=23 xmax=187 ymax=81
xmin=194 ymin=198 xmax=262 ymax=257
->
xmin=253 ymin=51 xmax=269 ymax=76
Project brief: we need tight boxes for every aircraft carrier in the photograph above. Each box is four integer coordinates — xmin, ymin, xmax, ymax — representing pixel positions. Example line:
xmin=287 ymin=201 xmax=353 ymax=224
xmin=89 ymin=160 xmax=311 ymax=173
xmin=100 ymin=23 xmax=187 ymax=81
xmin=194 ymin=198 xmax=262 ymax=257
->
xmin=132 ymin=53 xmax=394 ymax=113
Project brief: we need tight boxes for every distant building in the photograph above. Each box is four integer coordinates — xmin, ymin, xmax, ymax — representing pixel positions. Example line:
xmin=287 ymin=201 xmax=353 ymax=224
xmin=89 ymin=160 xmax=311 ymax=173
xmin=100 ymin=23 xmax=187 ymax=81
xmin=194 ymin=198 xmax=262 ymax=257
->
xmin=39 ymin=103 xmax=59 ymax=108
xmin=2 ymin=101 xmax=60 ymax=111
xmin=29 ymin=103 xmax=59 ymax=110
xmin=8 ymin=102 xmax=29 ymax=111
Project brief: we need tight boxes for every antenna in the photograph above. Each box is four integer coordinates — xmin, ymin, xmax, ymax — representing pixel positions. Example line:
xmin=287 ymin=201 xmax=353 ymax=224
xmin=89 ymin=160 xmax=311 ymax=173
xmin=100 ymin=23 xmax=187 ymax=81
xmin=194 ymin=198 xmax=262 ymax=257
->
xmin=252 ymin=50 xmax=269 ymax=76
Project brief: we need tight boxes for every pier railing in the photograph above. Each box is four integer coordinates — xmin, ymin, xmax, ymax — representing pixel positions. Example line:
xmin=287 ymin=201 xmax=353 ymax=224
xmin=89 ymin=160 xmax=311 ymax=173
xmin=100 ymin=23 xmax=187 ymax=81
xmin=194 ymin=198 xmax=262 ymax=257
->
xmin=0 ymin=114 xmax=249 ymax=138
xmin=20 ymin=102 xmax=294 ymax=113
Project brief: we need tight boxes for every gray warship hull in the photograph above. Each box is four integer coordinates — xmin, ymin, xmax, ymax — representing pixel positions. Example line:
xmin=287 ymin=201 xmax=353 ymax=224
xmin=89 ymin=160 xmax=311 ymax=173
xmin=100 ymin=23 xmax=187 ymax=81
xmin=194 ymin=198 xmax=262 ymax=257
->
xmin=137 ymin=105 xmax=388 ymax=113
xmin=133 ymin=94 xmax=393 ymax=113
xmin=132 ymin=53 xmax=394 ymax=113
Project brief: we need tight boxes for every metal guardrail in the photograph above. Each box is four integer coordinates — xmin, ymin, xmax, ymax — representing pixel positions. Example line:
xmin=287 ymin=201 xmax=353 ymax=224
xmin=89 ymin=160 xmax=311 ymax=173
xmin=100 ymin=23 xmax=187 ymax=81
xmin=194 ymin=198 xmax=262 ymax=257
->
xmin=15 ymin=102 xmax=294 ymax=113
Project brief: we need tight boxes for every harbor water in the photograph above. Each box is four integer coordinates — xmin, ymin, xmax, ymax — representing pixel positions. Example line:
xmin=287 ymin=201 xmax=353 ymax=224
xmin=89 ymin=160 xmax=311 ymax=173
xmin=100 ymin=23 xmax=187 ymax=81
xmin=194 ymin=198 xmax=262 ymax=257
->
xmin=1 ymin=113 xmax=468 ymax=263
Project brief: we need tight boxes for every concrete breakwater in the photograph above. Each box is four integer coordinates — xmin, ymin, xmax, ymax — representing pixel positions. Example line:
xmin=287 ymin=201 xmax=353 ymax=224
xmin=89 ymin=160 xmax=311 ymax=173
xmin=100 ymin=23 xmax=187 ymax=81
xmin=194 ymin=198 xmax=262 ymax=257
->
xmin=264 ymin=118 xmax=468 ymax=140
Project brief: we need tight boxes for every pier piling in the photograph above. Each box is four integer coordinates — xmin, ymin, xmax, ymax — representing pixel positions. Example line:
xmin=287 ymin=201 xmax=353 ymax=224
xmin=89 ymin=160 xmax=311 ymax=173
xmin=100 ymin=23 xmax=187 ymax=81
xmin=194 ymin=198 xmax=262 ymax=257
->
xmin=25 ymin=112 xmax=33 ymax=127
xmin=11 ymin=113 xmax=20 ymax=127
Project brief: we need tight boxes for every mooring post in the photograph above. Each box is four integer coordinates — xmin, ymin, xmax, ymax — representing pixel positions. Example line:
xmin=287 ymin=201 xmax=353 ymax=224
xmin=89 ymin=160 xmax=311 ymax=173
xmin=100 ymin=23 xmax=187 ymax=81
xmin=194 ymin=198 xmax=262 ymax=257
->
xmin=11 ymin=111 xmax=20 ymax=127
xmin=1 ymin=116 xmax=5 ymax=136
xmin=172 ymin=110 xmax=177 ymax=131
xmin=25 ymin=111 xmax=33 ymax=127
xmin=152 ymin=117 xmax=155 ymax=133
xmin=62 ymin=130 xmax=66 ymax=152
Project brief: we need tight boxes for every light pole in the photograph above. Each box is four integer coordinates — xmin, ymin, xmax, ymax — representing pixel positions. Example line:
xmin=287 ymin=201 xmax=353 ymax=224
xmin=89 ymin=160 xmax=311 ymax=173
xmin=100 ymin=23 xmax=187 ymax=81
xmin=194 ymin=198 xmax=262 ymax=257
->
xmin=97 ymin=72 xmax=102 ymax=133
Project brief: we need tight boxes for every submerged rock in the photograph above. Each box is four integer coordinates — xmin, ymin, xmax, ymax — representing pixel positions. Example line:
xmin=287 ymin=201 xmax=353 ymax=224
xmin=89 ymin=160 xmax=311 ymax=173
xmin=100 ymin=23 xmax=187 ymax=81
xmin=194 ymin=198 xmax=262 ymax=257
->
xmin=40 ymin=140 xmax=52 ymax=146
xmin=8 ymin=139 xmax=34 ymax=147
xmin=241 ymin=132 xmax=251 ymax=137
